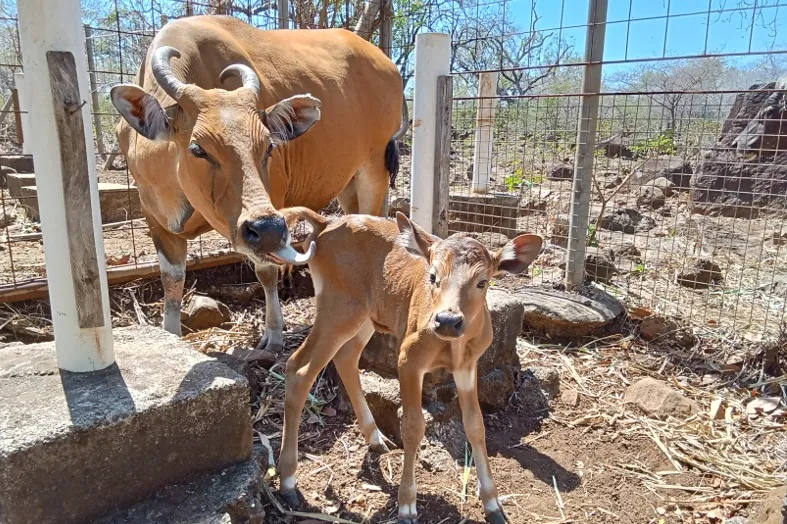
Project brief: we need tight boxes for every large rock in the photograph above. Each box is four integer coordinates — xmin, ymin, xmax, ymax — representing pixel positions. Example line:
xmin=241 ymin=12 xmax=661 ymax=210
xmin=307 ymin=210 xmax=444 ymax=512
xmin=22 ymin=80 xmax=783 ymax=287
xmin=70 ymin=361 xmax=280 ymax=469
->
xmin=360 ymin=289 xmax=524 ymax=408
xmin=638 ymin=156 xmax=693 ymax=189
xmin=597 ymin=207 xmax=657 ymax=233
xmin=624 ymin=377 xmax=700 ymax=419
xmin=547 ymin=164 xmax=573 ymax=180
xmin=692 ymin=81 xmax=787 ymax=216
xmin=646 ymin=176 xmax=676 ymax=197
xmin=515 ymin=285 xmax=623 ymax=338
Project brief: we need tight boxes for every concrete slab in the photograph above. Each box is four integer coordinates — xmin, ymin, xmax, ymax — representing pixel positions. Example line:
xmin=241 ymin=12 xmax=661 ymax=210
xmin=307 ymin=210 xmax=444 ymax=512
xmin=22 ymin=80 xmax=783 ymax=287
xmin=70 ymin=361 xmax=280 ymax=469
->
xmin=6 ymin=172 xmax=36 ymax=197
xmin=19 ymin=182 xmax=143 ymax=223
xmin=0 ymin=325 xmax=253 ymax=524
xmin=0 ymin=154 xmax=35 ymax=173
xmin=94 ymin=449 xmax=265 ymax=524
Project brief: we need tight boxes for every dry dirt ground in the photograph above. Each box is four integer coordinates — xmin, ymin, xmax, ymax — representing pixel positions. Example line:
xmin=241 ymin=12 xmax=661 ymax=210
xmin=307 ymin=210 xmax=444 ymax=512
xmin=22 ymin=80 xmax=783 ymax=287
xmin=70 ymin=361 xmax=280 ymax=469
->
xmin=1 ymin=264 xmax=784 ymax=524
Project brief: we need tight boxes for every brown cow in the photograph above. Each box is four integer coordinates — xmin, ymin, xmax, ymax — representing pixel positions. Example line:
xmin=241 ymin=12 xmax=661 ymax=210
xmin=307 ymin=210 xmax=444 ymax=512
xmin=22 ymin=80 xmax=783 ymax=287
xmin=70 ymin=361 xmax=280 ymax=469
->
xmin=111 ymin=16 xmax=406 ymax=352
xmin=275 ymin=207 xmax=543 ymax=524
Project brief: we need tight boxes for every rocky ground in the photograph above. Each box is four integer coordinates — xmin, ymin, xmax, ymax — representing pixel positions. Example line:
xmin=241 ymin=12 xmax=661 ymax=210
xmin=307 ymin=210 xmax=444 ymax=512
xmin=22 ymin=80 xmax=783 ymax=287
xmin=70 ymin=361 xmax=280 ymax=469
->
xmin=1 ymin=263 xmax=785 ymax=524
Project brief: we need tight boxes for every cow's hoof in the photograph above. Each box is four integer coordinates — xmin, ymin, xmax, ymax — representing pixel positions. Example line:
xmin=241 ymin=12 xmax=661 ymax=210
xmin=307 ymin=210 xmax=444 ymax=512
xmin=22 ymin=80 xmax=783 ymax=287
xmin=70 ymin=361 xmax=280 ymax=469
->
xmin=279 ymin=489 xmax=301 ymax=509
xmin=486 ymin=510 xmax=509 ymax=524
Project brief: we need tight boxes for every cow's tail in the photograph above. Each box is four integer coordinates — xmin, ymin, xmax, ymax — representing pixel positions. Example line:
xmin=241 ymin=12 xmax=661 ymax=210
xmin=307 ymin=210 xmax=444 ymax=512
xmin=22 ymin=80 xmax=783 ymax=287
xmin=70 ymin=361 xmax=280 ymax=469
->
xmin=385 ymin=99 xmax=409 ymax=189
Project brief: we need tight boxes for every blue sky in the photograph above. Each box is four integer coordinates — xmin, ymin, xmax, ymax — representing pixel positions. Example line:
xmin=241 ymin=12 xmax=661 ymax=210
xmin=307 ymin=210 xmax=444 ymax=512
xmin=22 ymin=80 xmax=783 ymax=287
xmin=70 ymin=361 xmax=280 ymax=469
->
xmin=505 ymin=0 xmax=786 ymax=68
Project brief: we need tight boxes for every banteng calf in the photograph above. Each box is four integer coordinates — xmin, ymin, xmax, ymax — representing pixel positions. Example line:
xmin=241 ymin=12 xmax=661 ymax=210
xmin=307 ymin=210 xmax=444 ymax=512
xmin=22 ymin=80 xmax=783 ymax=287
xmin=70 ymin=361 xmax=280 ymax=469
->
xmin=276 ymin=208 xmax=543 ymax=524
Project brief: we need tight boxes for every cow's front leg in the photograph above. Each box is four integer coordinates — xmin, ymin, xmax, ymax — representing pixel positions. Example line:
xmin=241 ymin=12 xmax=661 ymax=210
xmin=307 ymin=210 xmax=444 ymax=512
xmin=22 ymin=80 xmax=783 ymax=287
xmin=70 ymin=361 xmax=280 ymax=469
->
xmin=255 ymin=262 xmax=285 ymax=354
xmin=152 ymin=226 xmax=187 ymax=336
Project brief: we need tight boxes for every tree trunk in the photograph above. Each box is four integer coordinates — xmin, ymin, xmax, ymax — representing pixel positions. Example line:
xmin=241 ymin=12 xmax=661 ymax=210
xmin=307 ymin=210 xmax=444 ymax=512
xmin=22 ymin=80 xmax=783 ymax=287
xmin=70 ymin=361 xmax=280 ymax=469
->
xmin=353 ymin=0 xmax=381 ymax=40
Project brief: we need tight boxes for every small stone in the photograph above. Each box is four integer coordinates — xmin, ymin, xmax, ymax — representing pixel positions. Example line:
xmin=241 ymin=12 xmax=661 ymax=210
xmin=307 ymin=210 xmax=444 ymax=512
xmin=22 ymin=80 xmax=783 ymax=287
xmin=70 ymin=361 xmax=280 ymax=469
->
xmin=624 ymin=377 xmax=701 ymax=419
xmin=530 ymin=366 xmax=560 ymax=399
xmin=639 ymin=315 xmax=679 ymax=341
xmin=676 ymin=259 xmax=723 ymax=290
xmin=597 ymin=208 xmax=656 ymax=234
xmin=637 ymin=186 xmax=665 ymax=210
xmin=646 ymin=176 xmax=676 ymax=197
xmin=388 ymin=196 xmax=410 ymax=217
xmin=560 ymin=389 xmax=580 ymax=407
xmin=585 ymin=251 xmax=616 ymax=283
xmin=547 ymin=164 xmax=573 ymax=180
xmin=184 ymin=296 xmax=231 ymax=331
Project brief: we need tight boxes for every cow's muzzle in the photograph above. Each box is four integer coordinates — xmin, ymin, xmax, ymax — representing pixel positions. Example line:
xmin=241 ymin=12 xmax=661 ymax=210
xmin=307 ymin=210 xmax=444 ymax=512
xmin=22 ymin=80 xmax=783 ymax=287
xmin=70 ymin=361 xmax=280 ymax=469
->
xmin=240 ymin=216 xmax=315 ymax=265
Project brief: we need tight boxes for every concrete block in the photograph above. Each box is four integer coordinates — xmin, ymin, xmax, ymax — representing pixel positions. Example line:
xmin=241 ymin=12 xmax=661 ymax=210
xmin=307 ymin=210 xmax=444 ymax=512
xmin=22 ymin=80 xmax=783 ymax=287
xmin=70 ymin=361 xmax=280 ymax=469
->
xmin=19 ymin=182 xmax=144 ymax=223
xmin=95 ymin=449 xmax=265 ymax=524
xmin=0 ymin=325 xmax=252 ymax=524
xmin=0 ymin=154 xmax=34 ymax=173
xmin=449 ymin=192 xmax=519 ymax=237
xmin=6 ymin=172 xmax=36 ymax=198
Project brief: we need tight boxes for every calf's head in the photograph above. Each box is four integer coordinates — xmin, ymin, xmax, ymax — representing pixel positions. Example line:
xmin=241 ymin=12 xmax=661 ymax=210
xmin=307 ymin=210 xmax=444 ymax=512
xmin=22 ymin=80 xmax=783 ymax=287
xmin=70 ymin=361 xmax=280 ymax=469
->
xmin=110 ymin=46 xmax=319 ymax=264
xmin=397 ymin=213 xmax=542 ymax=339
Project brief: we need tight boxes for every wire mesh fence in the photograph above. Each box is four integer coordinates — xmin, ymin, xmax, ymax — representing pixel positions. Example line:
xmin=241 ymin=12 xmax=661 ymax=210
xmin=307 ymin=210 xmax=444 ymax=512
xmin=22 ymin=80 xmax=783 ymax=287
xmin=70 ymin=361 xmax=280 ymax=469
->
xmin=0 ymin=0 xmax=786 ymax=337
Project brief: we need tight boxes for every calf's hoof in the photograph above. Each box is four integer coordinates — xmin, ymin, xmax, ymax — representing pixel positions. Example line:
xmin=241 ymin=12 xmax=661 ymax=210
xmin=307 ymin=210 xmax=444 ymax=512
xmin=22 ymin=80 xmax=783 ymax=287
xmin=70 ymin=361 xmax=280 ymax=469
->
xmin=369 ymin=440 xmax=391 ymax=454
xmin=486 ymin=509 xmax=509 ymax=524
xmin=398 ymin=519 xmax=418 ymax=524
xmin=279 ymin=489 xmax=301 ymax=509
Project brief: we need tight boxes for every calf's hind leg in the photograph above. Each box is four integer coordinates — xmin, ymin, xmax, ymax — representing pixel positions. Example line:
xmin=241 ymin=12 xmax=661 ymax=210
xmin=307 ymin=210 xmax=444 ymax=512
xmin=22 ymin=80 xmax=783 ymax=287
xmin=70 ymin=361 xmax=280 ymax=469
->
xmin=331 ymin=319 xmax=390 ymax=453
xmin=278 ymin=304 xmax=367 ymax=506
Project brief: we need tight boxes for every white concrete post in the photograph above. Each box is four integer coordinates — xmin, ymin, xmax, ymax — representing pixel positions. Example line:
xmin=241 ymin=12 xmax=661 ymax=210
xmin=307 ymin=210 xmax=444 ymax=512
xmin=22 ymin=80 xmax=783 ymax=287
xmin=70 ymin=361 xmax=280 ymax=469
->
xmin=410 ymin=33 xmax=451 ymax=233
xmin=13 ymin=72 xmax=32 ymax=155
xmin=18 ymin=0 xmax=115 ymax=371
xmin=471 ymin=71 xmax=498 ymax=194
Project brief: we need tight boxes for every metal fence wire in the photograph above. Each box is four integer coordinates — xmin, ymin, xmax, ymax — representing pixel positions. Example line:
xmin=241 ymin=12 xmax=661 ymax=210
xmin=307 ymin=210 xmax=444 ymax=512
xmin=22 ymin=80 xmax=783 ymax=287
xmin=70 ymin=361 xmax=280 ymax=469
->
xmin=1 ymin=0 xmax=787 ymax=337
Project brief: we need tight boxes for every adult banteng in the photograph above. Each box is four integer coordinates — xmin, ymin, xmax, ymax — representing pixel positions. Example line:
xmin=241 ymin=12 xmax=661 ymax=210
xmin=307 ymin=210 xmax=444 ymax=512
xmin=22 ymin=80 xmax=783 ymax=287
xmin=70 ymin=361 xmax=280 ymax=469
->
xmin=111 ymin=15 xmax=406 ymax=352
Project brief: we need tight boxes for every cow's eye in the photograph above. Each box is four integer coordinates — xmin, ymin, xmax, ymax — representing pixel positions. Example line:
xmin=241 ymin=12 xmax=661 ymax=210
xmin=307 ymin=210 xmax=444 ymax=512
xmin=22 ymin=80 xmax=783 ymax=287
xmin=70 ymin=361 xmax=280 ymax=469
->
xmin=477 ymin=279 xmax=488 ymax=289
xmin=429 ymin=272 xmax=437 ymax=285
xmin=189 ymin=142 xmax=208 ymax=159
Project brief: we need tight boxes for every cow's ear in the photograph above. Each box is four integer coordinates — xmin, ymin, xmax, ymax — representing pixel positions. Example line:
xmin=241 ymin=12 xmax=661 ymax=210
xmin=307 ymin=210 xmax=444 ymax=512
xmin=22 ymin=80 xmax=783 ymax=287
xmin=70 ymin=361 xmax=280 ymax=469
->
xmin=111 ymin=84 xmax=172 ymax=141
xmin=263 ymin=94 xmax=321 ymax=146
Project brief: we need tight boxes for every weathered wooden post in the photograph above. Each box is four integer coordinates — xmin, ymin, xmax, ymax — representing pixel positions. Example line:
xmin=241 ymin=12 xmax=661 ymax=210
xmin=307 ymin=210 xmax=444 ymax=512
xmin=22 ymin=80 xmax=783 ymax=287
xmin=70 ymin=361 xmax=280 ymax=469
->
xmin=379 ymin=0 xmax=394 ymax=218
xmin=410 ymin=33 xmax=451 ymax=234
xmin=565 ymin=0 xmax=607 ymax=288
xmin=471 ymin=71 xmax=498 ymax=194
xmin=433 ymin=75 xmax=452 ymax=238
xmin=18 ymin=0 xmax=114 ymax=371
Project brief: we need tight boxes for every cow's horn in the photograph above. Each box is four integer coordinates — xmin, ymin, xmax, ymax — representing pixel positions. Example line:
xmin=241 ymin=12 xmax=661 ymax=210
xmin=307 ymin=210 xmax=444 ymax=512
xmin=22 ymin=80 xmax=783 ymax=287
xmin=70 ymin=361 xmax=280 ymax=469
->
xmin=152 ymin=46 xmax=187 ymax=101
xmin=272 ymin=241 xmax=316 ymax=265
xmin=219 ymin=64 xmax=261 ymax=97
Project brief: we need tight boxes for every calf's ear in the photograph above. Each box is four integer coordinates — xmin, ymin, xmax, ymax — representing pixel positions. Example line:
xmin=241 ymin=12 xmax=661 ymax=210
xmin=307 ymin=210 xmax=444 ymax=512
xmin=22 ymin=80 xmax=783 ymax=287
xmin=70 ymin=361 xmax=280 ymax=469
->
xmin=493 ymin=234 xmax=542 ymax=275
xmin=111 ymin=84 xmax=173 ymax=141
xmin=396 ymin=212 xmax=438 ymax=260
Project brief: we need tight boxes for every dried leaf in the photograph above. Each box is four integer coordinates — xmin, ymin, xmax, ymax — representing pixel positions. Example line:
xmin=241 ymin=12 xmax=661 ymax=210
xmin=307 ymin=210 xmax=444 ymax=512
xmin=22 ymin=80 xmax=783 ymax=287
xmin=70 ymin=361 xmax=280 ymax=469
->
xmin=708 ymin=397 xmax=726 ymax=420
xmin=306 ymin=412 xmax=320 ymax=424
xmin=746 ymin=397 xmax=781 ymax=417
xmin=321 ymin=406 xmax=337 ymax=417
xmin=362 ymin=483 xmax=382 ymax=491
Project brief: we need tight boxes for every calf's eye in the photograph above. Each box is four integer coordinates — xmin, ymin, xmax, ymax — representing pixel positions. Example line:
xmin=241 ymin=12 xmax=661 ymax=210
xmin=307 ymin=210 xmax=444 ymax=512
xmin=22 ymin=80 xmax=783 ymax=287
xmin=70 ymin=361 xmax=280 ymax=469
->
xmin=429 ymin=272 xmax=437 ymax=285
xmin=477 ymin=279 xmax=488 ymax=289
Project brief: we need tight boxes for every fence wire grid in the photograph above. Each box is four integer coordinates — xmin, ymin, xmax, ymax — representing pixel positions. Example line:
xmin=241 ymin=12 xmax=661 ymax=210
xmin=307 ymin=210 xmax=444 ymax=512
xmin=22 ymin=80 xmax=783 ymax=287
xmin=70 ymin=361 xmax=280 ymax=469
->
xmin=1 ymin=0 xmax=787 ymax=337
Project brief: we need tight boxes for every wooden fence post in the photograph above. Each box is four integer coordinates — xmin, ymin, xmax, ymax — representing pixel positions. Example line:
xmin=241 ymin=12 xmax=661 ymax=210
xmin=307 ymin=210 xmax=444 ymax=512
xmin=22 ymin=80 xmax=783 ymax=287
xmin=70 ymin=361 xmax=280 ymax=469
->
xmin=432 ymin=75 xmax=452 ymax=238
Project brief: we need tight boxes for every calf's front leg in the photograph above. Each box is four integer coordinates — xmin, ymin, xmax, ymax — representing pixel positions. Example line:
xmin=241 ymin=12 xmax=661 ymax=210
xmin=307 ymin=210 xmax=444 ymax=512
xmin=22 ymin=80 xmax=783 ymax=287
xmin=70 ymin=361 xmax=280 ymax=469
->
xmin=397 ymin=359 xmax=425 ymax=524
xmin=454 ymin=365 xmax=508 ymax=524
